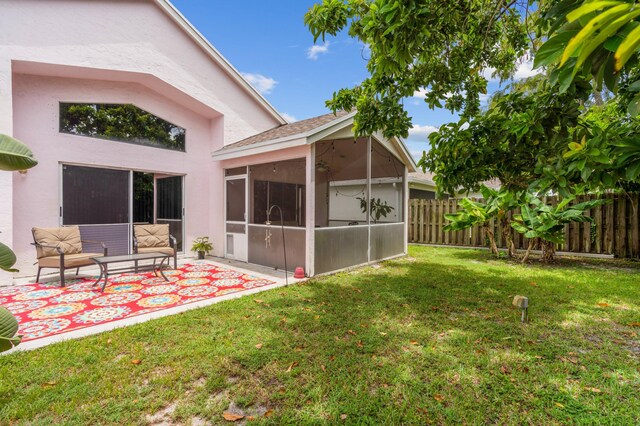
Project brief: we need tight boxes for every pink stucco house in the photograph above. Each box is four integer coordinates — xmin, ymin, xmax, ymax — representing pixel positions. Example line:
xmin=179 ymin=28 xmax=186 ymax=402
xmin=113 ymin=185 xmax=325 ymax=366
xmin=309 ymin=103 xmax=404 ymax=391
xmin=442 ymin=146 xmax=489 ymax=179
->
xmin=0 ymin=0 xmax=416 ymax=283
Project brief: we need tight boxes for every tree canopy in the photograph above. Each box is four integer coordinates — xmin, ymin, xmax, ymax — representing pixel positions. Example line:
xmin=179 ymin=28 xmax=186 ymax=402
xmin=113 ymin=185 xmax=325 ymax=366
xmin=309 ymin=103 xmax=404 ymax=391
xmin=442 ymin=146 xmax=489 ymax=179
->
xmin=305 ymin=0 xmax=529 ymax=138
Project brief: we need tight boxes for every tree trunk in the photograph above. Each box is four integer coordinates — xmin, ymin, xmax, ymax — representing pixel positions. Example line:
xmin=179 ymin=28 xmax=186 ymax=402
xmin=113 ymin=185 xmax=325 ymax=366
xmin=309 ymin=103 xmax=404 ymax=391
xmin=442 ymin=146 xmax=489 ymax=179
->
xmin=485 ymin=227 xmax=499 ymax=256
xmin=521 ymin=238 xmax=536 ymax=264
xmin=500 ymin=217 xmax=516 ymax=258
xmin=542 ymin=240 xmax=556 ymax=263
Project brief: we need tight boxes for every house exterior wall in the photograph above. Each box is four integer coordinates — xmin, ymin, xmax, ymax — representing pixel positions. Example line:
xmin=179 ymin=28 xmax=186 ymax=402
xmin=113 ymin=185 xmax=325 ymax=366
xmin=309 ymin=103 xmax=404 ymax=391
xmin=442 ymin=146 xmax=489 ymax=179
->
xmin=0 ymin=0 xmax=280 ymax=144
xmin=0 ymin=0 xmax=284 ymax=282
xmin=10 ymin=74 xmax=223 ymax=276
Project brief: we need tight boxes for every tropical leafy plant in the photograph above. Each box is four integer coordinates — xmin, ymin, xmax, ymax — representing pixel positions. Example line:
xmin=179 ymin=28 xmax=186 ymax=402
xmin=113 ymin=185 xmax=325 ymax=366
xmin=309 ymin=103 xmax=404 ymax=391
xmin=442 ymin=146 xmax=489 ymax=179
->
xmin=535 ymin=0 xmax=640 ymax=114
xmin=443 ymin=196 xmax=500 ymax=256
xmin=511 ymin=194 xmax=606 ymax=263
xmin=357 ymin=197 xmax=394 ymax=223
xmin=0 ymin=306 xmax=21 ymax=353
xmin=443 ymin=186 xmax=523 ymax=257
xmin=0 ymin=134 xmax=38 ymax=171
xmin=0 ymin=134 xmax=38 ymax=352
xmin=191 ymin=236 xmax=213 ymax=255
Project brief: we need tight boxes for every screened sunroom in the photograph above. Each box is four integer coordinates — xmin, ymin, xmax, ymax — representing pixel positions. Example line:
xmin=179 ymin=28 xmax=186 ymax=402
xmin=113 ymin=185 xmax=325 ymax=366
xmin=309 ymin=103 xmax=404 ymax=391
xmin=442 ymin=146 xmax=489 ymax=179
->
xmin=213 ymin=111 xmax=415 ymax=277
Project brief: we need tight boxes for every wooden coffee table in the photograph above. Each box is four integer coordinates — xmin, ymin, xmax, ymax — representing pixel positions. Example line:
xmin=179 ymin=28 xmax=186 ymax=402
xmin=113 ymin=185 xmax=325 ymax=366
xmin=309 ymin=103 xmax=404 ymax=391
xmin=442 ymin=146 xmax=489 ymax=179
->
xmin=91 ymin=252 xmax=171 ymax=292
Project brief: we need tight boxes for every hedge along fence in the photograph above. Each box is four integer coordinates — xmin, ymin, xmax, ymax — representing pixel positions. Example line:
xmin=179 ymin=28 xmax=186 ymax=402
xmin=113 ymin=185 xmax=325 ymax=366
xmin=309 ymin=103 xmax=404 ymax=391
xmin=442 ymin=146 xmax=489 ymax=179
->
xmin=408 ymin=193 xmax=640 ymax=258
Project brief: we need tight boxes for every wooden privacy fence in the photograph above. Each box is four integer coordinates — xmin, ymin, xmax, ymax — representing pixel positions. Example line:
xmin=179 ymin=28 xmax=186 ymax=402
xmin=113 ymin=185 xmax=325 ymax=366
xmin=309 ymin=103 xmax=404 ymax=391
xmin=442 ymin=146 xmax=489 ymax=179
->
xmin=408 ymin=194 xmax=640 ymax=258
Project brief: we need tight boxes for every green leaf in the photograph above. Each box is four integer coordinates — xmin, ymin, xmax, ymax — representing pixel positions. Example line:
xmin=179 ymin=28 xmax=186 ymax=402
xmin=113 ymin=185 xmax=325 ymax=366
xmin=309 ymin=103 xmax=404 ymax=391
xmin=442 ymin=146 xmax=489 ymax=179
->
xmin=0 ymin=241 xmax=18 ymax=273
xmin=0 ymin=307 xmax=21 ymax=353
xmin=561 ymin=3 xmax=633 ymax=66
xmin=574 ymin=13 xmax=633 ymax=73
xmin=628 ymin=93 xmax=640 ymax=116
xmin=565 ymin=1 xmax=623 ymax=23
xmin=625 ymin=160 xmax=640 ymax=180
xmin=0 ymin=134 xmax=38 ymax=171
xmin=615 ymin=22 xmax=640 ymax=71
xmin=534 ymin=30 xmax=579 ymax=68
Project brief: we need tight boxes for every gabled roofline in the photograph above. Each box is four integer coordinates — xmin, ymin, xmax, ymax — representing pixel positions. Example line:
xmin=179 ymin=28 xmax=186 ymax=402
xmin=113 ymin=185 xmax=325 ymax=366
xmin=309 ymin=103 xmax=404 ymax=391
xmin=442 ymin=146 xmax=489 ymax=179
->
xmin=155 ymin=0 xmax=287 ymax=125
xmin=212 ymin=111 xmax=357 ymax=159
xmin=212 ymin=111 xmax=418 ymax=173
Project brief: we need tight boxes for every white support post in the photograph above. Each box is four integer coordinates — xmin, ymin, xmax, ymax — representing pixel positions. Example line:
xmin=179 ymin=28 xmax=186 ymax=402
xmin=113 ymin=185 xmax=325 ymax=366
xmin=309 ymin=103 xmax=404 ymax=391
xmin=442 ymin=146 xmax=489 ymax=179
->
xmin=403 ymin=164 xmax=409 ymax=254
xmin=305 ymin=145 xmax=316 ymax=276
xmin=366 ymin=136 xmax=372 ymax=263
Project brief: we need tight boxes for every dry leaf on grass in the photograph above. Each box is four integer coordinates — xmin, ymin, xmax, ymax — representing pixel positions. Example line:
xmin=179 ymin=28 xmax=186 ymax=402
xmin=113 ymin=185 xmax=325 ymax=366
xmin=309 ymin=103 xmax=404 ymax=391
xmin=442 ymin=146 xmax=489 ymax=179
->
xmin=286 ymin=361 xmax=299 ymax=372
xmin=222 ymin=412 xmax=244 ymax=421
xmin=357 ymin=340 xmax=364 ymax=348
xmin=264 ymin=409 xmax=274 ymax=417
xmin=255 ymin=343 xmax=263 ymax=349
xmin=586 ymin=387 xmax=601 ymax=393
xmin=597 ymin=303 xmax=610 ymax=307
xmin=629 ymin=322 xmax=640 ymax=327
xmin=434 ymin=394 xmax=445 ymax=402
xmin=131 ymin=359 xmax=141 ymax=365
xmin=410 ymin=340 xmax=419 ymax=345
xmin=379 ymin=332 xmax=387 ymax=336
xmin=254 ymin=299 xmax=264 ymax=304
xmin=41 ymin=381 xmax=57 ymax=387
xmin=340 ymin=414 xmax=348 ymax=420
xmin=554 ymin=402 xmax=565 ymax=408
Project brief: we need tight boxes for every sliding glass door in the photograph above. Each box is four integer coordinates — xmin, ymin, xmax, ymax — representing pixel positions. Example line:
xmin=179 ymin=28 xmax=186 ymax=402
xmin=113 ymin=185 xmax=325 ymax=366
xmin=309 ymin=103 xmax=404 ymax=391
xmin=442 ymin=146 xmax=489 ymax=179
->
xmin=62 ymin=165 xmax=131 ymax=255
xmin=156 ymin=175 xmax=184 ymax=251
xmin=61 ymin=165 xmax=184 ymax=254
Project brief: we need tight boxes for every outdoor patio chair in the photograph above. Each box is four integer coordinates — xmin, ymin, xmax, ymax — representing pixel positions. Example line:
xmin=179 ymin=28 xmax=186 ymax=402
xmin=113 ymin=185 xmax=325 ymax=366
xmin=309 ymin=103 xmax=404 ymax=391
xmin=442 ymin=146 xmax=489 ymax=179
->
xmin=32 ymin=226 xmax=107 ymax=286
xmin=133 ymin=224 xmax=177 ymax=269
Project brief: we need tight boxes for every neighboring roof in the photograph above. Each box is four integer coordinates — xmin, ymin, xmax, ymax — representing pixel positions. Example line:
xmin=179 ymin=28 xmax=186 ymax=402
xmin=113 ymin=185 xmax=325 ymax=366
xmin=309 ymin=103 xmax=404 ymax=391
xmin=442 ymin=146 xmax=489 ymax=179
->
xmin=155 ymin=0 xmax=286 ymax=125
xmin=218 ymin=110 xmax=353 ymax=152
xmin=409 ymin=171 xmax=437 ymax=186
xmin=409 ymin=171 xmax=503 ymax=196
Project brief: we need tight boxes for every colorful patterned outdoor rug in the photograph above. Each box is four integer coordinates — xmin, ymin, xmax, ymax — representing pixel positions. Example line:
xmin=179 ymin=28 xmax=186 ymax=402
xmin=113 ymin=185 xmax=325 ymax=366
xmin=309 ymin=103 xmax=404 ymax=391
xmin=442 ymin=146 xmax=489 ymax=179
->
xmin=0 ymin=263 xmax=275 ymax=342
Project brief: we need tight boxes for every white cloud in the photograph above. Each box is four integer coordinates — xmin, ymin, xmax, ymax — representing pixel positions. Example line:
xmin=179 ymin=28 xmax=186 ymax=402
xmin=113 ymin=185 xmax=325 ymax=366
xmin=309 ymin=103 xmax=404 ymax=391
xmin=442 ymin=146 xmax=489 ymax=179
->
xmin=413 ymin=88 xmax=429 ymax=99
xmin=281 ymin=112 xmax=297 ymax=122
xmin=412 ymin=89 xmax=489 ymax=105
xmin=409 ymin=123 xmax=439 ymax=138
xmin=482 ymin=58 xmax=543 ymax=82
xmin=513 ymin=60 xmax=543 ymax=80
xmin=242 ymin=73 xmax=277 ymax=95
xmin=307 ymin=41 xmax=330 ymax=60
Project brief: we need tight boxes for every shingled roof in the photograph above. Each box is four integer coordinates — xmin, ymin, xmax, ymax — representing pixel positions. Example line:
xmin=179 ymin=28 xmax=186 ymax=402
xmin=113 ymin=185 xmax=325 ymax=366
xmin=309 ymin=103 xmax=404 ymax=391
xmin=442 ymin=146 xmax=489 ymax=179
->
xmin=218 ymin=110 xmax=352 ymax=152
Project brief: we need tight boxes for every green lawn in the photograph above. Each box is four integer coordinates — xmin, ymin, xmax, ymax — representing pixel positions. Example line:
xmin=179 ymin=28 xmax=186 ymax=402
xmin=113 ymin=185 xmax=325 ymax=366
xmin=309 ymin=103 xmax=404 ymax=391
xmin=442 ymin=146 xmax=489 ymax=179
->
xmin=1 ymin=246 xmax=639 ymax=425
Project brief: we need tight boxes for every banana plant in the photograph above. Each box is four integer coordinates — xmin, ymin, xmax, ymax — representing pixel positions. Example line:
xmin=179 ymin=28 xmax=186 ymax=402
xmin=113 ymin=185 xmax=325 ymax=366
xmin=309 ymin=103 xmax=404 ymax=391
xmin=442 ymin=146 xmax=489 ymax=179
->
xmin=0 ymin=306 xmax=21 ymax=353
xmin=444 ymin=186 xmax=523 ymax=257
xmin=511 ymin=194 xmax=606 ymax=263
xmin=0 ymin=133 xmax=37 ymax=352
xmin=443 ymin=196 xmax=500 ymax=255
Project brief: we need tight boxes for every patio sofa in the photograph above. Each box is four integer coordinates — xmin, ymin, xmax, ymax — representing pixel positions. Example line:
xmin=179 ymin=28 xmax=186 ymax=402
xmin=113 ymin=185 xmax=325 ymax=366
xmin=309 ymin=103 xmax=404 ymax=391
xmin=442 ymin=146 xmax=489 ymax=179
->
xmin=32 ymin=226 xmax=107 ymax=286
xmin=133 ymin=224 xmax=177 ymax=269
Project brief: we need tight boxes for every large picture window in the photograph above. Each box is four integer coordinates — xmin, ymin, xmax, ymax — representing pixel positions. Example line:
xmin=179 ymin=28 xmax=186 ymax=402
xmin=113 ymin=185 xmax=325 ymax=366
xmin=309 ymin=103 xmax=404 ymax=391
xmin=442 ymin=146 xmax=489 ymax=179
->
xmin=59 ymin=103 xmax=186 ymax=152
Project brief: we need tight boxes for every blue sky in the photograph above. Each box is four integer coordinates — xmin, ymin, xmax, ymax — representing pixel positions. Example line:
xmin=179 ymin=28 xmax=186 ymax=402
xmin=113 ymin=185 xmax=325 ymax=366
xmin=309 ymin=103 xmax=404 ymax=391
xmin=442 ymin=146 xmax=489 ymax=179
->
xmin=171 ymin=0 xmax=539 ymax=160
